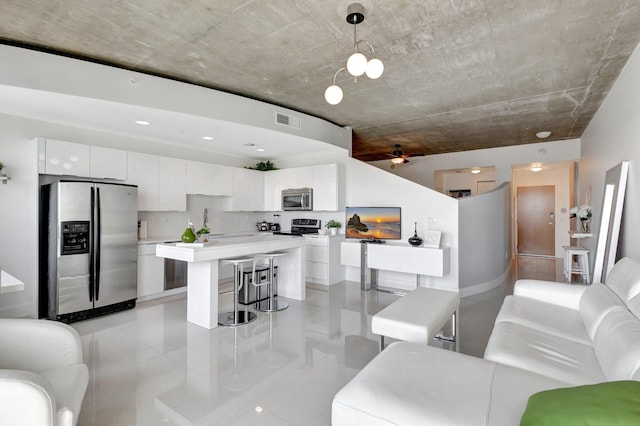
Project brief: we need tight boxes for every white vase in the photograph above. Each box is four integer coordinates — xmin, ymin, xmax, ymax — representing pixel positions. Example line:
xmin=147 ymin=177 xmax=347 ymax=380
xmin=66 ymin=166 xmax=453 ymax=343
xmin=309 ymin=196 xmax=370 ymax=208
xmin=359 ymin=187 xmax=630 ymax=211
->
xmin=330 ymin=227 xmax=338 ymax=235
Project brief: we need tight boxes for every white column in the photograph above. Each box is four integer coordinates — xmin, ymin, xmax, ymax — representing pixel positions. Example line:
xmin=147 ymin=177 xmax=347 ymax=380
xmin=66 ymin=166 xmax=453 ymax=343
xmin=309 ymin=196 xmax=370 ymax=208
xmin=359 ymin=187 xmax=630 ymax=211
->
xmin=187 ymin=260 xmax=219 ymax=329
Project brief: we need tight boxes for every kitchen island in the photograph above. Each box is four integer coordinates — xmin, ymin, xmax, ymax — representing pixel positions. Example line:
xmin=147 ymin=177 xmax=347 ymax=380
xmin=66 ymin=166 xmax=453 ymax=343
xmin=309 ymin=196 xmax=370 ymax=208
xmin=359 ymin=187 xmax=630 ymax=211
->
xmin=156 ymin=234 xmax=305 ymax=329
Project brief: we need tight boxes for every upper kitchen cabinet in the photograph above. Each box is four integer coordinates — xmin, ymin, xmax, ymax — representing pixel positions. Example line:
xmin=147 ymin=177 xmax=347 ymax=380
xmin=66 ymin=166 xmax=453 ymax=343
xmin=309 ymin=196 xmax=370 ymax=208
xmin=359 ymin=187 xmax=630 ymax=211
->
xmin=185 ymin=161 xmax=233 ymax=196
xmin=90 ymin=146 xmax=127 ymax=180
xmin=40 ymin=138 xmax=90 ymax=177
xmin=38 ymin=138 xmax=128 ymax=180
xmin=312 ymin=163 xmax=343 ymax=211
xmin=226 ymin=167 xmax=264 ymax=211
xmin=127 ymin=152 xmax=186 ymax=211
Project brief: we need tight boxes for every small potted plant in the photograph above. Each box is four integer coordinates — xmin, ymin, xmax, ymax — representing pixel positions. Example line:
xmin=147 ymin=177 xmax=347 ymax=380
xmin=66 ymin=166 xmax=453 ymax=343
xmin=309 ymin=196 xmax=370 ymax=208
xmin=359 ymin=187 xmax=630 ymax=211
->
xmin=325 ymin=220 xmax=342 ymax=235
xmin=196 ymin=226 xmax=211 ymax=242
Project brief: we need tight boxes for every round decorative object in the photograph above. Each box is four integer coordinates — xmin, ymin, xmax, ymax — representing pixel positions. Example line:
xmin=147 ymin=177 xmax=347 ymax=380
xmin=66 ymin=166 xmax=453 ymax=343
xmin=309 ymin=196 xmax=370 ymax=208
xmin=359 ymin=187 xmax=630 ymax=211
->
xmin=408 ymin=222 xmax=423 ymax=246
xmin=325 ymin=84 xmax=343 ymax=105
xmin=181 ymin=227 xmax=196 ymax=243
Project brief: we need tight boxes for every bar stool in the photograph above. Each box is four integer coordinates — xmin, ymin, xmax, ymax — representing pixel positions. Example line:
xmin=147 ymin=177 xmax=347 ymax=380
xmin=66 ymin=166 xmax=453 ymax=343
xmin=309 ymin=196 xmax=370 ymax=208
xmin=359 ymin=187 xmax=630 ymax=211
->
xmin=562 ymin=246 xmax=590 ymax=283
xmin=219 ymin=257 xmax=257 ymax=326
xmin=253 ymin=251 xmax=288 ymax=312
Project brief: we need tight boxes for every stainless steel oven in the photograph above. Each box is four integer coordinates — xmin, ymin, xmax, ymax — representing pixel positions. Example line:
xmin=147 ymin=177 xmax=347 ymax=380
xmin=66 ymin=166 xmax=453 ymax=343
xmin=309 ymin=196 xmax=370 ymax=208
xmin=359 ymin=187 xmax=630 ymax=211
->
xmin=282 ymin=188 xmax=313 ymax=211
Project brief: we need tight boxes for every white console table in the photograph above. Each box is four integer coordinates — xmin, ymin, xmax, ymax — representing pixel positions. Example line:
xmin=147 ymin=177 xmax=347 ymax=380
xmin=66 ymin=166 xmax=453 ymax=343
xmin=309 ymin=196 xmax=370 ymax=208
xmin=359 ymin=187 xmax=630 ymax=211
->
xmin=340 ymin=241 xmax=450 ymax=291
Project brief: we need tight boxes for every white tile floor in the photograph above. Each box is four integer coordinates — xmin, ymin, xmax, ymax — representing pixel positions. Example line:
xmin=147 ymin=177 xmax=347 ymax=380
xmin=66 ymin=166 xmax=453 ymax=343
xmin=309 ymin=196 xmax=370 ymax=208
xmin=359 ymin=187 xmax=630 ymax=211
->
xmin=72 ymin=258 xmax=564 ymax=425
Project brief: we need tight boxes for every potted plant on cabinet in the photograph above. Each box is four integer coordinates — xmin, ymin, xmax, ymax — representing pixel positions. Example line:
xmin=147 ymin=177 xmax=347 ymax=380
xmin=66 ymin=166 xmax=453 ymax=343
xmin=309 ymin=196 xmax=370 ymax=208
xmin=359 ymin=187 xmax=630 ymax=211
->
xmin=325 ymin=220 xmax=342 ymax=235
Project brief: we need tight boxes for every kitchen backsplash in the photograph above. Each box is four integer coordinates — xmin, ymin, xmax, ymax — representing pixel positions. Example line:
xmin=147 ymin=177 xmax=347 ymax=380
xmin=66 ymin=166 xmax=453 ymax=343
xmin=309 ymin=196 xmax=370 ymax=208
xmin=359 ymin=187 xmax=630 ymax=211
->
xmin=138 ymin=195 xmax=344 ymax=238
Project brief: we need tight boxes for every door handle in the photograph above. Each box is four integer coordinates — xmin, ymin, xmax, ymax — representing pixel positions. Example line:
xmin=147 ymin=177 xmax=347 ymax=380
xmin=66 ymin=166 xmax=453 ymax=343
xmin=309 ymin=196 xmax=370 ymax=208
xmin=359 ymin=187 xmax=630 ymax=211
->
xmin=548 ymin=222 xmax=554 ymax=225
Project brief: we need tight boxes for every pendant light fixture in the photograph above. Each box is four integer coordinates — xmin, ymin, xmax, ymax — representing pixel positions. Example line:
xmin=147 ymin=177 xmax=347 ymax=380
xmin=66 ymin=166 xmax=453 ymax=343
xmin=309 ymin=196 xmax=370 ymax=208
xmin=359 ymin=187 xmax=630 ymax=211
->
xmin=324 ymin=3 xmax=384 ymax=105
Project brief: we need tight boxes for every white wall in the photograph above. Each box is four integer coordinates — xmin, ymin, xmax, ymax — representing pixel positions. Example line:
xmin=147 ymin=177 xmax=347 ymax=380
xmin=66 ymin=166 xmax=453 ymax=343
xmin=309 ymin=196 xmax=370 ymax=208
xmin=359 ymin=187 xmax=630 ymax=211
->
xmin=579 ymin=42 xmax=640 ymax=262
xmin=513 ymin=163 xmax=574 ymax=257
xmin=369 ymin=139 xmax=581 ymax=188
xmin=458 ymin=183 xmax=512 ymax=296
xmin=0 ymin=115 xmax=39 ymax=317
xmin=343 ymin=159 xmax=459 ymax=291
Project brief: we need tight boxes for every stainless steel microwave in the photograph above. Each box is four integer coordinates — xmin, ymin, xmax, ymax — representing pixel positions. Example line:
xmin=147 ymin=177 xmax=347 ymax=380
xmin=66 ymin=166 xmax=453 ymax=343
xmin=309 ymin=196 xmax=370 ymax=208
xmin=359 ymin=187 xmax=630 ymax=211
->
xmin=282 ymin=188 xmax=313 ymax=211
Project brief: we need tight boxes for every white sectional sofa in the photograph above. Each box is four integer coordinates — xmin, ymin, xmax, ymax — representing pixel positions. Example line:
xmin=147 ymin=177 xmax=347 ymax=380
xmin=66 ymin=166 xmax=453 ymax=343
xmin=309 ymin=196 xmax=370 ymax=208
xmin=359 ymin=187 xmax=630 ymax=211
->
xmin=332 ymin=257 xmax=640 ymax=425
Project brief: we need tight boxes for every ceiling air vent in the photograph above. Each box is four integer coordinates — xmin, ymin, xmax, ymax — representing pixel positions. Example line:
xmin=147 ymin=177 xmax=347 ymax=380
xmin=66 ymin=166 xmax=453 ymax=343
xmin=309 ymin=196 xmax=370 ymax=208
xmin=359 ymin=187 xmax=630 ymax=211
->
xmin=275 ymin=112 xmax=301 ymax=130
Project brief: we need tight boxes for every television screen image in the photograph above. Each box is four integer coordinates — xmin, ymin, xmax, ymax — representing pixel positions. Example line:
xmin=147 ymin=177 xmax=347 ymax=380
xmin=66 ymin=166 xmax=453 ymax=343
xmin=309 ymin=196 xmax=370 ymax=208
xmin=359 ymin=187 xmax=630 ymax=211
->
xmin=345 ymin=207 xmax=401 ymax=240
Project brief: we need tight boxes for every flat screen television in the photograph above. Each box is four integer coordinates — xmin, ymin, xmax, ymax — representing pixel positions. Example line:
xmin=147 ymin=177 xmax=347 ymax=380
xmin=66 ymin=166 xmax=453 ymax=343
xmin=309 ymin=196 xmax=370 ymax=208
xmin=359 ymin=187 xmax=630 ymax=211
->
xmin=345 ymin=207 xmax=401 ymax=240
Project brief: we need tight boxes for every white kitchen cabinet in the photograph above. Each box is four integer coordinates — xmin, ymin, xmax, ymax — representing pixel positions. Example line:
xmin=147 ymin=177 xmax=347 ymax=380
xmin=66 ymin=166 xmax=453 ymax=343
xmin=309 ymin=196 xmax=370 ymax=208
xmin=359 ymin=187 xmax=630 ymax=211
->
xmin=157 ymin=156 xmax=186 ymax=211
xmin=43 ymin=138 xmax=91 ymax=177
xmin=304 ymin=234 xmax=345 ymax=285
xmin=90 ymin=146 xmax=127 ymax=180
xmin=312 ymin=163 xmax=341 ymax=211
xmin=226 ymin=168 xmax=265 ymax=211
xmin=137 ymin=244 xmax=165 ymax=300
xmin=127 ymin=152 xmax=186 ymax=211
xmin=297 ymin=166 xmax=313 ymax=188
xmin=38 ymin=138 xmax=128 ymax=180
xmin=127 ymin=152 xmax=158 ymax=211
xmin=185 ymin=160 xmax=233 ymax=196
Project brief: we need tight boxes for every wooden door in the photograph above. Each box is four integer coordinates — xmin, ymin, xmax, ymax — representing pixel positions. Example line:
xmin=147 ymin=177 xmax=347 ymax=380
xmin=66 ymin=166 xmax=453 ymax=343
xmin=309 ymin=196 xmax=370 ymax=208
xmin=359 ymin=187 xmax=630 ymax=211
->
xmin=517 ymin=186 xmax=555 ymax=256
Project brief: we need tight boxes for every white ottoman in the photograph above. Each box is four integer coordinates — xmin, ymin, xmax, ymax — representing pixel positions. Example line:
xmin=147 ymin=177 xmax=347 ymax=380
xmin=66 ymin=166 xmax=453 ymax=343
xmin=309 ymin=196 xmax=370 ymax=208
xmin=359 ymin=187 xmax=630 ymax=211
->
xmin=372 ymin=287 xmax=460 ymax=350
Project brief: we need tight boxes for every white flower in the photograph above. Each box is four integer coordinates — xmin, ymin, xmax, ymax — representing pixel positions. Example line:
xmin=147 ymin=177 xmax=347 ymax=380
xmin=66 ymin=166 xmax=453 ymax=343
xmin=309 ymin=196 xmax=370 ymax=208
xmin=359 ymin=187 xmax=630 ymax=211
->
xmin=570 ymin=205 xmax=592 ymax=219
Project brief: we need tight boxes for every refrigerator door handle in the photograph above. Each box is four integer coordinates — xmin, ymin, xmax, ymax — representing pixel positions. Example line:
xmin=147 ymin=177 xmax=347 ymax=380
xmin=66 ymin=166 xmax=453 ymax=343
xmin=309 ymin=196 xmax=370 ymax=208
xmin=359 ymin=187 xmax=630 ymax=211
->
xmin=89 ymin=187 xmax=95 ymax=302
xmin=95 ymin=186 xmax=101 ymax=301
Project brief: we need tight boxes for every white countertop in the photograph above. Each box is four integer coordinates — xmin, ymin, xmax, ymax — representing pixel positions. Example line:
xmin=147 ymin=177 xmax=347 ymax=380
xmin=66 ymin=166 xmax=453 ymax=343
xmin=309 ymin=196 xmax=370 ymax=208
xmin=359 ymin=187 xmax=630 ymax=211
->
xmin=139 ymin=232 xmax=272 ymax=245
xmin=156 ymin=234 xmax=305 ymax=263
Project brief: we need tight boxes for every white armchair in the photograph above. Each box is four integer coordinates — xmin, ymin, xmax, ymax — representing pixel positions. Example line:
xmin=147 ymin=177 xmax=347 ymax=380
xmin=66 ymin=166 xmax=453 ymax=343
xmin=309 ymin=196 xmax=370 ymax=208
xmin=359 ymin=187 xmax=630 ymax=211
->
xmin=0 ymin=319 xmax=88 ymax=426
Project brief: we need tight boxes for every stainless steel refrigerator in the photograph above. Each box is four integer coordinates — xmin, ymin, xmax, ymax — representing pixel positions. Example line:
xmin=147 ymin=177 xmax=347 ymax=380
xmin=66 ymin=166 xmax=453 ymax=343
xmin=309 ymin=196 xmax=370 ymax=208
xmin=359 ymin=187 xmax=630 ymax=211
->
xmin=40 ymin=181 xmax=138 ymax=322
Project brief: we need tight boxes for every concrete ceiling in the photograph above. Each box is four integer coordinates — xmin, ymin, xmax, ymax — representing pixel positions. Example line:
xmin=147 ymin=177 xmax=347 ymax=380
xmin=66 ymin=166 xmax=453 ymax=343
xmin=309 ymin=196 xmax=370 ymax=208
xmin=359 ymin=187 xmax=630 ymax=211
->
xmin=1 ymin=0 xmax=639 ymax=162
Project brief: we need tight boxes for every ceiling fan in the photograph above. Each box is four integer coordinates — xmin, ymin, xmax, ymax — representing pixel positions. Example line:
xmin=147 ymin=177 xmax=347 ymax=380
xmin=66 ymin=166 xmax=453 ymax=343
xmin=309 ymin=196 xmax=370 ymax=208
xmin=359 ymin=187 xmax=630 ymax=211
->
xmin=388 ymin=144 xmax=421 ymax=168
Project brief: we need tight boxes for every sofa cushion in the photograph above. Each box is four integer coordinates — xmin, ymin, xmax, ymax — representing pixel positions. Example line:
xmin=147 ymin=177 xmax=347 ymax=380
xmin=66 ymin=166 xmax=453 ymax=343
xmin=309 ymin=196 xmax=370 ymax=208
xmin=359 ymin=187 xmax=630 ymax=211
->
xmin=579 ymin=282 xmax=626 ymax=340
xmin=332 ymin=342 xmax=566 ymax=426
xmin=494 ymin=295 xmax=590 ymax=344
xmin=592 ymin=307 xmax=640 ymax=381
xmin=520 ymin=380 xmax=640 ymax=426
xmin=484 ymin=322 xmax=605 ymax=385
xmin=605 ymin=257 xmax=640 ymax=316
xmin=513 ymin=279 xmax=587 ymax=310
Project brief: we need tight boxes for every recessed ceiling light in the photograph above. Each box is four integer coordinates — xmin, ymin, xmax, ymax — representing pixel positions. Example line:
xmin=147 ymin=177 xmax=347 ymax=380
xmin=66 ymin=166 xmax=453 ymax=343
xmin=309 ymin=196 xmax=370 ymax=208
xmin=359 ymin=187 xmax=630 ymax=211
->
xmin=535 ymin=131 xmax=551 ymax=139
xmin=135 ymin=120 xmax=150 ymax=126
xmin=202 ymin=136 xmax=214 ymax=141
xmin=470 ymin=168 xmax=481 ymax=174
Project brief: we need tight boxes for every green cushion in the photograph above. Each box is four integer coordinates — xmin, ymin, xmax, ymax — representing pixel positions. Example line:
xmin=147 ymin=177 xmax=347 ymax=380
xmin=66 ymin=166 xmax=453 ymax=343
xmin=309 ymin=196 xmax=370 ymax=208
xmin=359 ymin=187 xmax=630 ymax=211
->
xmin=520 ymin=381 xmax=640 ymax=426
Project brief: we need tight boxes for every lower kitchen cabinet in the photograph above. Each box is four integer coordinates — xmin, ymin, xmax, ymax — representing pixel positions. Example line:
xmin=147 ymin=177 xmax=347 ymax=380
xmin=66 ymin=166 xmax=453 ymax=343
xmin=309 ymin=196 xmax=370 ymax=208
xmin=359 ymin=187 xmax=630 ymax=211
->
xmin=304 ymin=234 xmax=345 ymax=285
xmin=137 ymin=243 xmax=165 ymax=301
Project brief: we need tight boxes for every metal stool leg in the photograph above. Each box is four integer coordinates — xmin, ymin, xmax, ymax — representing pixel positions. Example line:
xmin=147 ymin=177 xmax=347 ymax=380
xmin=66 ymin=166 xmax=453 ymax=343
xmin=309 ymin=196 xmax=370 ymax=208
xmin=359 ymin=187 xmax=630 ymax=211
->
xmin=255 ymin=253 xmax=288 ymax=312
xmin=219 ymin=259 xmax=257 ymax=326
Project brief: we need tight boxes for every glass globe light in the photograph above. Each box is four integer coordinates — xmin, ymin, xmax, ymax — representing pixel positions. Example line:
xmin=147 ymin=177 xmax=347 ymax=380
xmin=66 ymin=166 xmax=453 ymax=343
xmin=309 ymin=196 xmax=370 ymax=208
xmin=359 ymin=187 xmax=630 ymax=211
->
xmin=324 ymin=85 xmax=343 ymax=105
xmin=365 ymin=58 xmax=384 ymax=79
xmin=347 ymin=52 xmax=367 ymax=76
